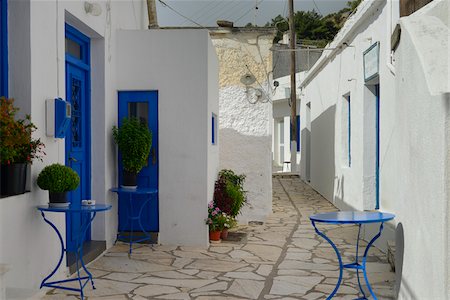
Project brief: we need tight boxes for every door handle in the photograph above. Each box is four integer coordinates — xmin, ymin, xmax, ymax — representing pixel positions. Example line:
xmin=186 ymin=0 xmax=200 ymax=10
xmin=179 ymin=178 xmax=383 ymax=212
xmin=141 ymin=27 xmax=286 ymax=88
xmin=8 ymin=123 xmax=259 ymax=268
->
xmin=69 ymin=157 xmax=78 ymax=162
xmin=151 ymin=148 xmax=157 ymax=165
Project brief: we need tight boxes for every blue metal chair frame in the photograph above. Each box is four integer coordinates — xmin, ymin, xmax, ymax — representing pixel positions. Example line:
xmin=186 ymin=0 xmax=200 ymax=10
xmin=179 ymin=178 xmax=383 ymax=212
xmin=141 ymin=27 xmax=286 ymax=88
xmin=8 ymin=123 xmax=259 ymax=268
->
xmin=37 ymin=205 xmax=111 ymax=300
xmin=311 ymin=220 xmax=385 ymax=300
xmin=111 ymin=188 xmax=157 ymax=254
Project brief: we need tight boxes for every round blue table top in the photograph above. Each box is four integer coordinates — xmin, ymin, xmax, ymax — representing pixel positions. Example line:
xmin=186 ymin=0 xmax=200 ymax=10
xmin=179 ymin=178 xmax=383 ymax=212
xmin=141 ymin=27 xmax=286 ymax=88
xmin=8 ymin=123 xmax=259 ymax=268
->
xmin=110 ymin=187 xmax=158 ymax=194
xmin=310 ymin=211 xmax=395 ymax=224
xmin=37 ymin=204 xmax=112 ymax=213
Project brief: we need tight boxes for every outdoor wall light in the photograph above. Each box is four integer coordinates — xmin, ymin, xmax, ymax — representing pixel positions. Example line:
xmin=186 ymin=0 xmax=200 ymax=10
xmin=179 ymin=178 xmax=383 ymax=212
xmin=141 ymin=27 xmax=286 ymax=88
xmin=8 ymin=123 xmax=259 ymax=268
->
xmin=84 ymin=1 xmax=102 ymax=16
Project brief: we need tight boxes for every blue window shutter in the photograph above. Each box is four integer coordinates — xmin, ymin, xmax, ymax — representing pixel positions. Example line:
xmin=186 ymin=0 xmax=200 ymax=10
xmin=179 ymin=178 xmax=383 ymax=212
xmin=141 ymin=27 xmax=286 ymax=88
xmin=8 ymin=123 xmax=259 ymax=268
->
xmin=0 ymin=0 xmax=8 ymax=97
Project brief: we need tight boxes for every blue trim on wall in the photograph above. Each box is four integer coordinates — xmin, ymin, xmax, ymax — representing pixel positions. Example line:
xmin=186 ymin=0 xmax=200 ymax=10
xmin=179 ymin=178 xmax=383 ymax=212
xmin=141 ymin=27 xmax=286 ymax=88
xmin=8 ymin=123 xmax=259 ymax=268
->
xmin=212 ymin=113 xmax=216 ymax=145
xmin=375 ymin=85 xmax=380 ymax=209
xmin=348 ymin=95 xmax=351 ymax=167
xmin=296 ymin=115 xmax=300 ymax=152
xmin=0 ymin=0 xmax=8 ymax=97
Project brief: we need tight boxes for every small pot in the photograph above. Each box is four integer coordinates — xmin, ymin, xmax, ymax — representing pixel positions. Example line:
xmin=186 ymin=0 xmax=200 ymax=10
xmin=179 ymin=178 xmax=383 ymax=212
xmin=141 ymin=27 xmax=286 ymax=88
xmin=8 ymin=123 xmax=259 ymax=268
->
xmin=221 ymin=228 xmax=229 ymax=240
xmin=49 ymin=191 xmax=68 ymax=204
xmin=122 ymin=170 xmax=137 ymax=187
xmin=209 ymin=230 xmax=221 ymax=241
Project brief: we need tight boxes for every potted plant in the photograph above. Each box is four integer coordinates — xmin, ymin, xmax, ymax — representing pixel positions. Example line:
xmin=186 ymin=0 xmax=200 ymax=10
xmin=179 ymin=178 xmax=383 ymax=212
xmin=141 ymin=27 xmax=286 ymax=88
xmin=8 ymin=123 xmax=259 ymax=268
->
xmin=0 ymin=98 xmax=45 ymax=196
xmin=37 ymin=164 xmax=80 ymax=206
xmin=112 ymin=117 xmax=152 ymax=188
xmin=220 ymin=213 xmax=236 ymax=240
xmin=214 ymin=169 xmax=247 ymax=219
xmin=206 ymin=201 xmax=223 ymax=242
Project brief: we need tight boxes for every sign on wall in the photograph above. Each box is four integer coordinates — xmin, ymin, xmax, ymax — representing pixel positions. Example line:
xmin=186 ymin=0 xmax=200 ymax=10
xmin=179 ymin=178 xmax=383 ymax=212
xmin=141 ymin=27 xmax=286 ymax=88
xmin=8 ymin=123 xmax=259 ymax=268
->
xmin=363 ymin=42 xmax=380 ymax=82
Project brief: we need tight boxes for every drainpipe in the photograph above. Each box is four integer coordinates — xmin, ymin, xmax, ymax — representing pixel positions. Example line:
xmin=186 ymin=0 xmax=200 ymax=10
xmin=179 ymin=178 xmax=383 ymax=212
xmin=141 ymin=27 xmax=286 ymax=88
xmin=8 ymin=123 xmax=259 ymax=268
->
xmin=147 ymin=0 xmax=158 ymax=28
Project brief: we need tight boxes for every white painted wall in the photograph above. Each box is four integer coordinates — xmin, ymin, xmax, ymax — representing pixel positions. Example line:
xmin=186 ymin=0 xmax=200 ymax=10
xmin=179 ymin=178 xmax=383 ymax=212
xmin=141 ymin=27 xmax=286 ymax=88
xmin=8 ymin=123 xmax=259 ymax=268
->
xmin=210 ymin=30 xmax=274 ymax=223
xmin=1 ymin=0 xmax=149 ymax=294
xmin=298 ymin=0 xmax=450 ymax=298
xmin=117 ymin=29 xmax=218 ymax=247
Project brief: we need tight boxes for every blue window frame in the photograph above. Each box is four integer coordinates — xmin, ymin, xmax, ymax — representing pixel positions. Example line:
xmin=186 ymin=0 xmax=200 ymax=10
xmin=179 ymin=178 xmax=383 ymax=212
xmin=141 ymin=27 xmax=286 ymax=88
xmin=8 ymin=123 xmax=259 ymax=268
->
xmin=347 ymin=95 xmax=351 ymax=167
xmin=0 ymin=0 xmax=8 ymax=97
xmin=212 ymin=113 xmax=217 ymax=145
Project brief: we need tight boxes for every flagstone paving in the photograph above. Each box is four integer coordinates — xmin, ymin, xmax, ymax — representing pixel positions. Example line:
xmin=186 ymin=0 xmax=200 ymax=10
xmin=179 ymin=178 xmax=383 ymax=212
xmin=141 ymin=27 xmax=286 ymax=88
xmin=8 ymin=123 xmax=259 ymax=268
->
xmin=42 ymin=176 xmax=395 ymax=299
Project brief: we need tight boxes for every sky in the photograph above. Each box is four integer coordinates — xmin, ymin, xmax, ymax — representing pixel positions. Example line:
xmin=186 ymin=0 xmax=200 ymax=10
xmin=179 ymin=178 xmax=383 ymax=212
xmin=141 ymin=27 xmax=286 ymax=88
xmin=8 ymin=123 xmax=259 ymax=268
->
xmin=155 ymin=0 xmax=349 ymax=27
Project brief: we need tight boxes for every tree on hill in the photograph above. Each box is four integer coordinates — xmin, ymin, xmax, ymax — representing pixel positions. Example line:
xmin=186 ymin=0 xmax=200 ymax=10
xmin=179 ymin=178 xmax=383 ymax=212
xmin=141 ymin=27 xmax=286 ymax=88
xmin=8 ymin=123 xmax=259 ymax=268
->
xmin=268 ymin=0 xmax=362 ymax=46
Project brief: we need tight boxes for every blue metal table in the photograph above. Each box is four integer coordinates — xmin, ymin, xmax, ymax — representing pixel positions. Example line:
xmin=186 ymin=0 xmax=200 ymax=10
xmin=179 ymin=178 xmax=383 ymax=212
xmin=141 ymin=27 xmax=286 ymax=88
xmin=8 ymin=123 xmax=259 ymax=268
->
xmin=110 ymin=187 xmax=158 ymax=254
xmin=37 ymin=204 xmax=112 ymax=300
xmin=310 ymin=211 xmax=395 ymax=300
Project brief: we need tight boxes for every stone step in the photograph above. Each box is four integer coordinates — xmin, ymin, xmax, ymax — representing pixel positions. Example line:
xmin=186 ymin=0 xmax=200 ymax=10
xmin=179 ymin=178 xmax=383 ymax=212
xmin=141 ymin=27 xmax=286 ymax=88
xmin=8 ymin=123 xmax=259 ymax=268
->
xmin=272 ymin=173 xmax=300 ymax=179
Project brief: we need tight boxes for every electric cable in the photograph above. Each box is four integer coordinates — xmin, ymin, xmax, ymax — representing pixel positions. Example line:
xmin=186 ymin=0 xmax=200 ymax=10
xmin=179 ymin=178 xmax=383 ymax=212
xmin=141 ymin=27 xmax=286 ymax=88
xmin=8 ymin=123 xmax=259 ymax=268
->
xmin=181 ymin=0 xmax=219 ymax=25
xmin=311 ymin=0 xmax=323 ymax=15
xmin=158 ymin=0 xmax=207 ymax=28
xmin=234 ymin=0 xmax=265 ymax=25
xmin=192 ymin=0 xmax=228 ymax=26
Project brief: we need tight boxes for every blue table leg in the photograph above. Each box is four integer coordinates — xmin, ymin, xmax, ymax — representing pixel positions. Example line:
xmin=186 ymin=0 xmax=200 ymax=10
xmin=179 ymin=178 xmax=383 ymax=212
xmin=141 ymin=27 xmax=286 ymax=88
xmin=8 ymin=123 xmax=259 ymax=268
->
xmin=311 ymin=220 xmax=343 ymax=299
xmin=40 ymin=211 xmax=98 ymax=300
xmin=136 ymin=195 xmax=152 ymax=243
xmin=360 ymin=222 xmax=384 ymax=300
xmin=40 ymin=212 xmax=65 ymax=289
xmin=128 ymin=193 xmax=134 ymax=254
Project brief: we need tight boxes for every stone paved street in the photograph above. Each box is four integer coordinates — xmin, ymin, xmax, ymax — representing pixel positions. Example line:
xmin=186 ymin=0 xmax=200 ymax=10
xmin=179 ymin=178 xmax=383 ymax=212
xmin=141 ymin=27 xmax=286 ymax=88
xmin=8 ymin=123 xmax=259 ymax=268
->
xmin=42 ymin=176 xmax=395 ymax=299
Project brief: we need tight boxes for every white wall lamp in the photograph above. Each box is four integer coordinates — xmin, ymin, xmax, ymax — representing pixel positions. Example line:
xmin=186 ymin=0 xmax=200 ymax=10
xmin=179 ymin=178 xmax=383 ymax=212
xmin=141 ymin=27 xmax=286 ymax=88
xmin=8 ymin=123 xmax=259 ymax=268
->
xmin=84 ymin=1 xmax=102 ymax=16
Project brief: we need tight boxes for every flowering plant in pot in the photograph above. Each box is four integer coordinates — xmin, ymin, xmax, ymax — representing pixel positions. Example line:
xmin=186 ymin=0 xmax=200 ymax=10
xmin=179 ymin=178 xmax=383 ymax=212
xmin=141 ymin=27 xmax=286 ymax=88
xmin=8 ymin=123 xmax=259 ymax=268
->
xmin=0 ymin=97 xmax=45 ymax=196
xmin=37 ymin=164 xmax=80 ymax=206
xmin=112 ymin=117 xmax=152 ymax=188
xmin=206 ymin=201 xmax=224 ymax=241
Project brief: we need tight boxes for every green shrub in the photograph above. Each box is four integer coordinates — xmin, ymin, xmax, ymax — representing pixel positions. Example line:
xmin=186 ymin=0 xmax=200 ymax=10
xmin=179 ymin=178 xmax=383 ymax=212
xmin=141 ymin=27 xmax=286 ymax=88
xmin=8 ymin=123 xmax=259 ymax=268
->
xmin=37 ymin=164 xmax=80 ymax=193
xmin=214 ymin=169 xmax=247 ymax=218
xmin=112 ymin=117 xmax=152 ymax=173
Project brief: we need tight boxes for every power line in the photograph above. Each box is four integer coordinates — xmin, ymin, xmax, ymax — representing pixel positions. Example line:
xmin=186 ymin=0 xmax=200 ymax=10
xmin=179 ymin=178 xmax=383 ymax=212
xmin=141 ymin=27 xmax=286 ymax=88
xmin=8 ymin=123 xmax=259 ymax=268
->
xmin=234 ymin=0 xmax=265 ymax=24
xmin=189 ymin=0 xmax=227 ymax=26
xmin=200 ymin=0 xmax=237 ymax=26
xmin=311 ymin=0 xmax=323 ymax=15
xmin=181 ymin=0 xmax=219 ymax=25
xmin=158 ymin=0 xmax=207 ymax=28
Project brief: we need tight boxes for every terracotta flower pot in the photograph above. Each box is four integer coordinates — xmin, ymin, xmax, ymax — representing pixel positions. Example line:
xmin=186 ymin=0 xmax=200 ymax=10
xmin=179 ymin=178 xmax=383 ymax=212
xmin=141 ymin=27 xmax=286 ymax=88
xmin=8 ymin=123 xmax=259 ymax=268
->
xmin=221 ymin=228 xmax=229 ymax=240
xmin=209 ymin=230 xmax=221 ymax=241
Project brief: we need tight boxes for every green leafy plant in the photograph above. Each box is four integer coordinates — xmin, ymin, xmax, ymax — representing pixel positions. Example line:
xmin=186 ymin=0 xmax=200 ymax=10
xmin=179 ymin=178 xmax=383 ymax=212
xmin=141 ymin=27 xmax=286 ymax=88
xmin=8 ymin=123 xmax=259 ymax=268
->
xmin=112 ymin=117 xmax=152 ymax=173
xmin=214 ymin=169 xmax=247 ymax=218
xmin=37 ymin=164 xmax=80 ymax=193
xmin=0 ymin=97 xmax=45 ymax=164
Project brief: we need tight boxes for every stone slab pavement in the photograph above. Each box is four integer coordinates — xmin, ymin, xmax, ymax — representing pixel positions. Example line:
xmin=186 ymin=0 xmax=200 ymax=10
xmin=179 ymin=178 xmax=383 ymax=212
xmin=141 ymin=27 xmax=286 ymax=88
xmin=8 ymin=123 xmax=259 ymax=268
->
xmin=42 ymin=176 xmax=395 ymax=299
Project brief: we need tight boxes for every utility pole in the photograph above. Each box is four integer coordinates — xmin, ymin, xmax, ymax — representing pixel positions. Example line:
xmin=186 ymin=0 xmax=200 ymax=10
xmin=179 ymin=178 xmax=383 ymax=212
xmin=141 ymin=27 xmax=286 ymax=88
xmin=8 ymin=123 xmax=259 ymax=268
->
xmin=147 ymin=0 xmax=159 ymax=29
xmin=289 ymin=0 xmax=297 ymax=172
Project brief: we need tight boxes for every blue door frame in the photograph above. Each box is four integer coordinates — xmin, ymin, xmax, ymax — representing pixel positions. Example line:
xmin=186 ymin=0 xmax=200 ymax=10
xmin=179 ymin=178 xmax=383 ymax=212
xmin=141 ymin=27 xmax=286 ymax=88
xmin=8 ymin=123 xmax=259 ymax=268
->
xmin=65 ymin=24 xmax=91 ymax=252
xmin=0 ymin=0 xmax=8 ymax=97
xmin=118 ymin=91 xmax=159 ymax=232
xmin=375 ymin=84 xmax=380 ymax=209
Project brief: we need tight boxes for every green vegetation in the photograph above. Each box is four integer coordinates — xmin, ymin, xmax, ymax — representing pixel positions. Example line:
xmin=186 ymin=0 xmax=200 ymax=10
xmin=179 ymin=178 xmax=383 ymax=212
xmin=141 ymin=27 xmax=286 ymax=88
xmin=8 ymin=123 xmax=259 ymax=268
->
xmin=266 ymin=0 xmax=362 ymax=46
xmin=37 ymin=164 xmax=80 ymax=193
xmin=214 ymin=169 xmax=247 ymax=218
xmin=112 ymin=117 xmax=152 ymax=174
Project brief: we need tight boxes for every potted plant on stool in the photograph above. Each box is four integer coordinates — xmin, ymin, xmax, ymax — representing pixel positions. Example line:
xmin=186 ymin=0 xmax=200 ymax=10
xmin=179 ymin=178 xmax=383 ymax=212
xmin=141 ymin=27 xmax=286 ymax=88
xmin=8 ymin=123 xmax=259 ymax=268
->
xmin=37 ymin=164 xmax=80 ymax=206
xmin=112 ymin=117 xmax=152 ymax=188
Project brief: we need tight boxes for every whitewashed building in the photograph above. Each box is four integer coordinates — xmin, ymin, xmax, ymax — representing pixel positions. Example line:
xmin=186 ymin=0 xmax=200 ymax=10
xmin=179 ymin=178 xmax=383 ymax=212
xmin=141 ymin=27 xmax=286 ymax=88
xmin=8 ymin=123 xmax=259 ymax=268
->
xmin=295 ymin=0 xmax=449 ymax=298
xmin=0 ymin=0 xmax=218 ymax=297
xmin=209 ymin=27 xmax=275 ymax=223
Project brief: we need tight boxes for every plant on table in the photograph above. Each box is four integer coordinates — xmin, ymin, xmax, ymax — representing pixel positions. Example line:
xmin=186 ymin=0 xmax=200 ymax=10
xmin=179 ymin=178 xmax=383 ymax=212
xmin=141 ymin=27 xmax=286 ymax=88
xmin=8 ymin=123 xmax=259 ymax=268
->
xmin=37 ymin=163 xmax=80 ymax=204
xmin=0 ymin=97 xmax=45 ymax=196
xmin=112 ymin=117 xmax=152 ymax=187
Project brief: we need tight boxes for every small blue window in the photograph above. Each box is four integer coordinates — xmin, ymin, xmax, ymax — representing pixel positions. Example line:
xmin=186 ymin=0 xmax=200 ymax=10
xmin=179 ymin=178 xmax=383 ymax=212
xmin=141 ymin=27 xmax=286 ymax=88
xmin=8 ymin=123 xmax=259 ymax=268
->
xmin=0 ymin=0 xmax=8 ymax=97
xmin=347 ymin=95 xmax=351 ymax=167
xmin=212 ymin=113 xmax=217 ymax=145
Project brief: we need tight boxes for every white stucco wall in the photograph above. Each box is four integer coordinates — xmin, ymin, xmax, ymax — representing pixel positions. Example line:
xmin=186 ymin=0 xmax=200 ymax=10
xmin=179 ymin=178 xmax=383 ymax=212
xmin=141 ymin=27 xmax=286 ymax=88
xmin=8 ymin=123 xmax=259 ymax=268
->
xmin=117 ymin=29 xmax=218 ymax=247
xmin=210 ymin=30 xmax=275 ymax=222
xmin=298 ymin=0 xmax=450 ymax=298
xmin=1 ymin=0 xmax=151 ymax=295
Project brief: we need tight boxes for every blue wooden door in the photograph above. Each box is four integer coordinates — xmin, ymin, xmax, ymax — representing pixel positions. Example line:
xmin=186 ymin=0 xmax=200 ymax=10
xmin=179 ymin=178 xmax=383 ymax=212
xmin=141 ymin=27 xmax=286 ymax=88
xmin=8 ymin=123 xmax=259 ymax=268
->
xmin=65 ymin=25 xmax=91 ymax=251
xmin=118 ymin=91 xmax=159 ymax=232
